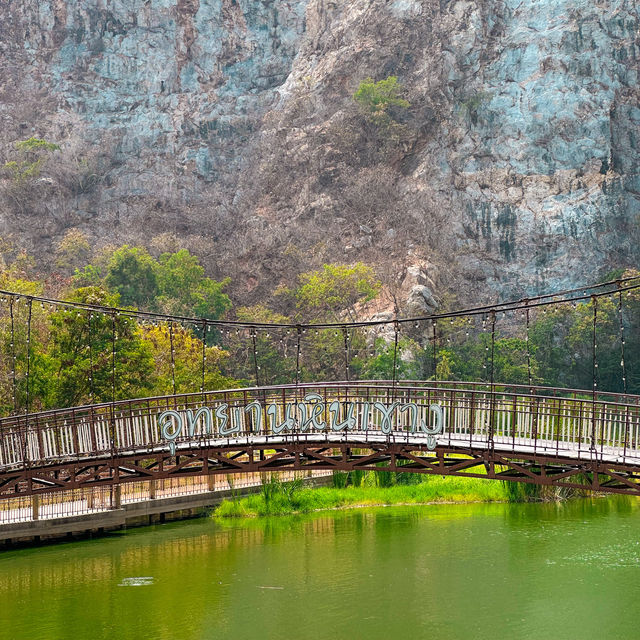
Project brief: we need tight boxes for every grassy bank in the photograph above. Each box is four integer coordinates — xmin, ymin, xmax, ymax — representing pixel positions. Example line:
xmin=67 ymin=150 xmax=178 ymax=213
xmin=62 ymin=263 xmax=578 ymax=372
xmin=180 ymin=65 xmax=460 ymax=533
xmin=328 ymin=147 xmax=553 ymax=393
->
xmin=214 ymin=472 xmax=540 ymax=518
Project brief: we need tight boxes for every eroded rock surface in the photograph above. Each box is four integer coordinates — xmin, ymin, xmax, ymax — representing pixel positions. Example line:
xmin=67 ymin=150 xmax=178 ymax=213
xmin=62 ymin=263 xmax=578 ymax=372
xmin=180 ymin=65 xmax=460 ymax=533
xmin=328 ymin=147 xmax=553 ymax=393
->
xmin=1 ymin=0 xmax=638 ymax=304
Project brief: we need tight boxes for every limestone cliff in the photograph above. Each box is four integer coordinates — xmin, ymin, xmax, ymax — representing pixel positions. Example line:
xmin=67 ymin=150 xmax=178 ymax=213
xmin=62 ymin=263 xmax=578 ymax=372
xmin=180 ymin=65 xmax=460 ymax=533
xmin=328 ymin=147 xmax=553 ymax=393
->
xmin=1 ymin=0 xmax=639 ymax=306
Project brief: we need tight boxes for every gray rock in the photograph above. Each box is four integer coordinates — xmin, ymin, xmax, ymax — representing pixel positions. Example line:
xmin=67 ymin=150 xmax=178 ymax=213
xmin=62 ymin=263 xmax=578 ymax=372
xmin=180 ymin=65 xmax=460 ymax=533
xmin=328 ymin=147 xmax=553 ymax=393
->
xmin=404 ymin=285 xmax=439 ymax=317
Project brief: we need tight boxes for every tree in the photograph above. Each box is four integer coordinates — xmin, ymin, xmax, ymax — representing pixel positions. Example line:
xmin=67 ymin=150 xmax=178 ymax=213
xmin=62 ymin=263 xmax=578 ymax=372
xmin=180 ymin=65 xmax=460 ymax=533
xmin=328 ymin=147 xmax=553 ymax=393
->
xmin=3 ymin=137 xmax=60 ymax=182
xmin=295 ymin=263 xmax=381 ymax=321
xmin=141 ymin=323 xmax=235 ymax=395
xmin=0 ymin=257 xmax=46 ymax=413
xmin=363 ymin=337 xmax=421 ymax=381
xmin=528 ymin=284 xmax=640 ymax=394
xmin=156 ymin=249 xmax=231 ymax=320
xmin=72 ymin=264 xmax=103 ymax=287
xmin=354 ymin=76 xmax=410 ymax=128
xmin=230 ymin=305 xmax=297 ymax=385
xmin=104 ymin=246 xmax=159 ymax=308
xmin=42 ymin=287 xmax=154 ymax=408
xmin=156 ymin=249 xmax=205 ymax=302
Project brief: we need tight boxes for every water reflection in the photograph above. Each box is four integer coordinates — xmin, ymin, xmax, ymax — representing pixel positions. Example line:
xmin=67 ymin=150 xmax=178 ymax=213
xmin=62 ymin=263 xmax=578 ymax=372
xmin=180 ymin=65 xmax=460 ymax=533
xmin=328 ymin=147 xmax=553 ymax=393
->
xmin=0 ymin=498 xmax=639 ymax=640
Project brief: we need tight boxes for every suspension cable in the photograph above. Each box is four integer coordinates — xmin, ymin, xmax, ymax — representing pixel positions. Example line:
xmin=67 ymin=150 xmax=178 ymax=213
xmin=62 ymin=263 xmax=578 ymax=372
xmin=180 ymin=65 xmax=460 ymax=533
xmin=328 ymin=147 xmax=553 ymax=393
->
xmin=343 ymin=327 xmax=350 ymax=382
xmin=110 ymin=311 xmax=117 ymax=453
xmin=169 ymin=321 xmax=176 ymax=397
xmin=591 ymin=296 xmax=598 ymax=450
xmin=9 ymin=296 xmax=16 ymax=413
xmin=392 ymin=321 xmax=399 ymax=387
xmin=295 ymin=327 xmax=301 ymax=388
xmin=488 ymin=310 xmax=496 ymax=449
xmin=251 ymin=328 xmax=260 ymax=388
xmin=432 ymin=319 xmax=437 ymax=381
xmin=525 ymin=302 xmax=532 ymax=390
xmin=25 ymin=297 xmax=32 ymax=418
xmin=88 ymin=311 xmax=95 ymax=404
xmin=0 ymin=276 xmax=638 ymax=331
xmin=201 ymin=319 xmax=207 ymax=400
xmin=618 ymin=290 xmax=628 ymax=394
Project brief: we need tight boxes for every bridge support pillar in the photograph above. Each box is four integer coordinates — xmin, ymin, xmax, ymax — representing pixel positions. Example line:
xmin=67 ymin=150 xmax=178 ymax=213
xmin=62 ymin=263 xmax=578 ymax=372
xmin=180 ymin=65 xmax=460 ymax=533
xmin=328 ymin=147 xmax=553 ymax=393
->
xmin=112 ymin=485 xmax=121 ymax=510
xmin=149 ymin=479 xmax=157 ymax=500
xmin=31 ymin=495 xmax=39 ymax=521
xmin=207 ymin=475 xmax=215 ymax=492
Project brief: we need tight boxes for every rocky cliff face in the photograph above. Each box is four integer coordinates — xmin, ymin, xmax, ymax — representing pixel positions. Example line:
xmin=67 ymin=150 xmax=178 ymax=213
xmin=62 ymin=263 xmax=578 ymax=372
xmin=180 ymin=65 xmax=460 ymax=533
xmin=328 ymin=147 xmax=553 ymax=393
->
xmin=1 ymin=0 xmax=639 ymax=306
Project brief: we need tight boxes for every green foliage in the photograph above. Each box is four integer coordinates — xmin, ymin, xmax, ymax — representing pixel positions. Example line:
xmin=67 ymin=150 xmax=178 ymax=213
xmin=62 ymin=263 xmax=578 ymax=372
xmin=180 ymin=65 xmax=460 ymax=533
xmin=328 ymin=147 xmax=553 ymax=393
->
xmin=14 ymin=138 xmax=60 ymax=153
xmin=41 ymin=286 xmax=155 ymax=408
xmin=2 ymin=242 xmax=640 ymax=417
xmin=72 ymin=264 xmax=103 ymax=287
xmin=376 ymin=466 xmax=395 ymax=488
xmin=354 ymin=76 xmax=410 ymax=127
xmin=156 ymin=249 xmax=204 ymax=301
xmin=0 ymin=246 xmax=238 ymax=413
xmin=156 ymin=249 xmax=231 ymax=319
xmin=141 ymin=323 xmax=235 ymax=395
xmin=525 ymin=293 xmax=640 ymax=393
xmin=3 ymin=159 xmax=45 ymax=182
xmin=261 ymin=473 xmax=282 ymax=506
xmin=3 ymin=138 xmax=60 ymax=182
xmin=448 ymin=334 xmax=532 ymax=384
xmin=436 ymin=349 xmax=454 ymax=380
xmin=295 ymin=263 xmax=381 ymax=321
xmin=349 ymin=469 xmax=365 ymax=487
xmin=244 ymin=473 xmax=308 ymax=515
xmin=215 ymin=473 xmax=511 ymax=518
xmin=332 ymin=471 xmax=349 ymax=488
xmin=231 ymin=305 xmax=296 ymax=384
xmin=363 ymin=337 xmax=422 ymax=380
xmin=298 ymin=327 xmax=369 ymax=382
xmin=104 ymin=246 xmax=159 ymax=308
xmin=458 ymin=91 xmax=492 ymax=123
xmin=98 ymin=246 xmax=231 ymax=322
xmin=502 ymin=481 xmax=540 ymax=503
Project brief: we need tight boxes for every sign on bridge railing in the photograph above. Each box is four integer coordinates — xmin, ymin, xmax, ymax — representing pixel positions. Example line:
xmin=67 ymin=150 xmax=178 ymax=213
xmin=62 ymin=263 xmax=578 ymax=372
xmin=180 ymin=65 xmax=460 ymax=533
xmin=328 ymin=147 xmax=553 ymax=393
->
xmin=158 ymin=394 xmax=444 ymax=455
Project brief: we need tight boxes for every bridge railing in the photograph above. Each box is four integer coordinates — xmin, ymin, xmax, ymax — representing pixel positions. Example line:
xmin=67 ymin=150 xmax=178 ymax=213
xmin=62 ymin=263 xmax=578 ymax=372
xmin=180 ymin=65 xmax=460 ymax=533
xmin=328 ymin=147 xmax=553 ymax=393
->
xmin=1 ymin=382 xmax=640 ymax=471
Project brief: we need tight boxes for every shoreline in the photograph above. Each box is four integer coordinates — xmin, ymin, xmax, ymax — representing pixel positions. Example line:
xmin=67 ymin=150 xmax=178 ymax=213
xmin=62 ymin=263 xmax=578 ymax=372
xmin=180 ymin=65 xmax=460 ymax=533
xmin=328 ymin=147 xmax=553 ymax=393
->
xmin=213 ymin=498 xmax=514 ymax=519
xmin=211 ymin=475 xmax=560 ymax=519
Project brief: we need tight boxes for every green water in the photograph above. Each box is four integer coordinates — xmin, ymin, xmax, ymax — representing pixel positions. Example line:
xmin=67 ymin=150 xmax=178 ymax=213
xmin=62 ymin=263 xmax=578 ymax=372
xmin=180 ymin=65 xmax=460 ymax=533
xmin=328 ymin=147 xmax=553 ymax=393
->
xmin=1 ymin=497 xmax=639 ymax=640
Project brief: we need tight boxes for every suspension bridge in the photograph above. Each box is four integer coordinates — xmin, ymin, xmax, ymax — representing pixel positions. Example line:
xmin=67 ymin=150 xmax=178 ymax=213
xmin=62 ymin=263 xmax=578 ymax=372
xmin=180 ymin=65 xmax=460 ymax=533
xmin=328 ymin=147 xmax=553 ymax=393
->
xmin=1 ymin=277 xmax=640 ymax=539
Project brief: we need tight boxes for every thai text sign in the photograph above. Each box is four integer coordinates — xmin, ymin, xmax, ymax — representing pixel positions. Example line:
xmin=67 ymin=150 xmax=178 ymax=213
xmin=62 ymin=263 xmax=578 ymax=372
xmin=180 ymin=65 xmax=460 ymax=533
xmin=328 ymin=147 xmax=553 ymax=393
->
xmin=158 ymin=394 xmax=444 ymax=455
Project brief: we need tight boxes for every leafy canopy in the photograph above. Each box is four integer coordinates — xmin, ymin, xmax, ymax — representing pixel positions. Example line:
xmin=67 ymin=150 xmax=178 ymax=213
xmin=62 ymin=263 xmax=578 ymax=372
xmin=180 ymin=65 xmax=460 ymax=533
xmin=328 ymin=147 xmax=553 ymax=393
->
xmin=156 ymin=249 xmax=231 ymax=319
xmin=3 ymin=137 xmax=60 ymax=182
xmin=354 ymin=76 xmax=410 ymax=126
xmin=42 ymin=286 xmax=155 ymax=408
xmin=90 ymin=246 xmax=232 ymax=321
xmin=295 ymin=263 xmax=381 ymax=321
xmin=141 ymin=324 xmax=235 ymax=395
xmin=104 ymin=245 xmax=159 ymax=308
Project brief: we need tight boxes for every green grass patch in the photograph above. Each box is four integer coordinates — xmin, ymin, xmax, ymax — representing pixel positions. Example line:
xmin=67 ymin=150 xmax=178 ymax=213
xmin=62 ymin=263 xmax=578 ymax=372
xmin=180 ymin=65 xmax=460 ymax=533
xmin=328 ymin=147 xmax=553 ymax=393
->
xmin=214 ymin=472 xmax=509 ymax=518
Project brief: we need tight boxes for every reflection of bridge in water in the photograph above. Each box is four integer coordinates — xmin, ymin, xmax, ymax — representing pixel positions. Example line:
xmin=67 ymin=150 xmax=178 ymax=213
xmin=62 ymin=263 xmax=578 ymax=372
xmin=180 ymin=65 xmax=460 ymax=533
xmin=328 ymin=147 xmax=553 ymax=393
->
xmin=2 ymin=276 xmax=640 ymax=536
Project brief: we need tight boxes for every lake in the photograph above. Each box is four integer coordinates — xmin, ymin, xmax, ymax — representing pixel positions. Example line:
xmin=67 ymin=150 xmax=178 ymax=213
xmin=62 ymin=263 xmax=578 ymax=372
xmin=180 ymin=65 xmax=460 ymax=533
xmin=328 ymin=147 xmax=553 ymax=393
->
xmin=1 ymin=497 xmax=639 ymax=639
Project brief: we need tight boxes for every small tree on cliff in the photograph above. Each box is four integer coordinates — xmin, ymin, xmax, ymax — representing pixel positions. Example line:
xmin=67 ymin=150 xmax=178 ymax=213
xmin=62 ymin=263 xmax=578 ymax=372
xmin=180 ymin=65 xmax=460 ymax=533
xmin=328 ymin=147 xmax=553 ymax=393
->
xmin=352 ymin=76 xmax=411 ymax=162
xmin=354 ymin=76 xmax=410 ymax=129
xmin=3 ymin=137 xmax=60 ymax=182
